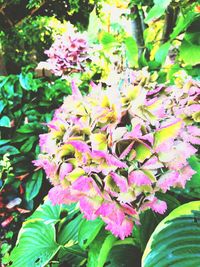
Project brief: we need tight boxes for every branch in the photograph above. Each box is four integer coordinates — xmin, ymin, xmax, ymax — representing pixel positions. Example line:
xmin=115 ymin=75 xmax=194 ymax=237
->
xmin=130 ymin=5 xmax=145 ymax=58
xmin=14 ymin=0 xmax=46 ymax=28
xmin=162 ymin=6 xmax=179 ymax=44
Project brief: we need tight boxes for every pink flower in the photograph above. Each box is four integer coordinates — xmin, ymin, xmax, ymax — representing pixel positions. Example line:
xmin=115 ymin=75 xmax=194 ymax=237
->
xmin=157 ymin=171 xmax=179 ymax=192
xmin=110 ymin=172 xmax=128 ymax=192
xmin=48 ymin=186 xmax=77 ymax=205
xmin=79 ymin=197 xmax=100 ymax=220
xmin=33 ymin=156 xmax=58 ymax=182
xmin=59 ymin=162 xmax=73 ymax=180
xmin=141 ymin=197 xmax=167 ymax=214
xmin=129 ymin=170 xmax=152 ymax=186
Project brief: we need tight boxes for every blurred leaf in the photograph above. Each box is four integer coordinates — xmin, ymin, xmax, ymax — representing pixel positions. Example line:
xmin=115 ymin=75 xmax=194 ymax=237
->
xmin=0 ymin=100 xmax=6 ymax=113
xmin=17 ymin=122 xmax=44 ymax=133
xmin=170 ymin=8 xmax=198 ymax=40
xmin=25 ymin=169 xmax=43 ymax=201
xmin=155 ymin=42 xmax=170 ymax=64
xmin=124 ymin=36 xmax=138 ymax=67
xmin=145 ymin=0 xmax=172 ymax=23
xmin=20 ymin=136 xmax=37 ymax=153
xmin=154 ymin=120 xmax=182 ymax=148
xmin=88 ymin=7 xmax=101 ymax=43
xmin=0 ymin=139 xmax=11 ymax=146
xmin=100 ymin=32 xmax=117 ymax=50
xmin=179 ymin=40 xmax=200 ymax=66
xmin=0 ymin=145 xmax=20 ymax=155
xmin=19 ymin=72 xmax=38 ymax=91
xmin=0 ymin=116 xmax=11 ymax=127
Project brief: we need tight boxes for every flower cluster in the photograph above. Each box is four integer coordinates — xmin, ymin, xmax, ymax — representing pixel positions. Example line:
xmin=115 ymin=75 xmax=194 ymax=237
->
xmin=33 ymin=69 xmax=200 ymax=239
xmin=45 ymin=32 xmax=88 ymax=76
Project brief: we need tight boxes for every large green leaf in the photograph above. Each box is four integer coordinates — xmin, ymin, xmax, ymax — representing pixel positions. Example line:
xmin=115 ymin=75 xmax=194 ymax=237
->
xmin=106 ymin=244 xmax=142 ymax=267
xmin=87 ymin=229 xmax=117 ymax=267
xmin=78 ymin=217 xmax=104 ymax=249
xmin=142 ymin=201 xmax=200 ymax=267
xmin=29 ymin=200 xmax=62 ymax=224
xmin=9 ymin=222 xmax=60 ymax=267
xmin=58 ymin=214 xmax=83 ymax=245
xmin=9 ymin=200 xmax=63 ymax=267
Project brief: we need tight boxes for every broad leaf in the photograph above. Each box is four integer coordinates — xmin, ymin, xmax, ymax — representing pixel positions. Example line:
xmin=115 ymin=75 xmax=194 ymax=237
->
xmin=87 ymin=230 xmax=117 ymax=267
xmin=30 ymin=200 xmax=62 ymax=224
xmin=135 ymin=143 xmax=152 ymax=163
xmin=9 ymin=222 xmax=60 ymax=267
xmin=142 ymin=201 xmax=200 ymax=267
xmin=106 ymin=244 xmax=142 ymax=267
xmin=58 ymin=214 xmax=83 ymax=245
xmin=78 ymin=217 xmax=104 ymax=249
xmin=9 ymin=201 xmax=63 ymax=267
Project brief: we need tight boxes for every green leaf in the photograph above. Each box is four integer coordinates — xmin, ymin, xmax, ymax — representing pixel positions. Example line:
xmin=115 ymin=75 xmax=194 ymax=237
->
xmin=100 ymin=32 xmax=117 ymax=50
xmin=20 ymin=136 xmax=37 ymax=153
xmin=0 ymin=139 xmax=11 ymax=146
xmin=124 ymin=36 xmax=138 ymax=67
xmin=142 ymin=201 xmax=200 ymax=267
xmin=87 ymin=230 xmax=117 ymax=267
xmin=19 ymin=72 xmax=38 ymax=91
xmin=145 ymin=0 xmax=172 ymax=23
xmin=0 ymin=116 xmax=11 ymax=127
xmin=17 ymin=122 xmax=43 ymax=133
xmin=0 ymin=145 xmax=20 ymax=155
xmin=170 ymin=8 xmax=198 ymax=40
xmin=155 ymin=42 xmax=170 ymax=64
xmin=29 ymin=200 xmax=62 ymax=224
xmin=9 ymin=221 xmax=60 ymax=267
xmin=0 ymin=100 xmax=6 ymax=113
xmin=58 ymin=214 xmax=83 ymax=245
xmin=135 ymin=143 xmax=152 ymax=163
xmin=25 ymin=169 xmax=43 ymax=201
xmin=179 ymin=40 xmax=200 ymax=66
xmin=106 ymin=245 xmax=142 ymax=267
xmin=78 ymin=217 xmax=104 ymax=249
